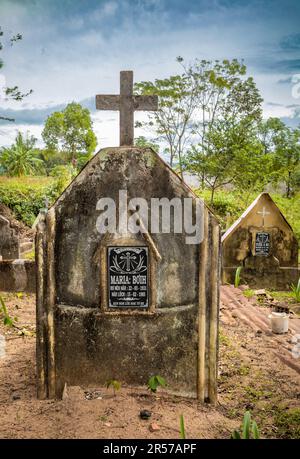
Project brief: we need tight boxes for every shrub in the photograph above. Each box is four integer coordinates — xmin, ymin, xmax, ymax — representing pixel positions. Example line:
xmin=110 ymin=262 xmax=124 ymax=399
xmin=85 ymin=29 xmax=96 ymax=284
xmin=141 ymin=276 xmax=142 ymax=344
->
xmin=0 ymin=176 xmax=58 ymax=226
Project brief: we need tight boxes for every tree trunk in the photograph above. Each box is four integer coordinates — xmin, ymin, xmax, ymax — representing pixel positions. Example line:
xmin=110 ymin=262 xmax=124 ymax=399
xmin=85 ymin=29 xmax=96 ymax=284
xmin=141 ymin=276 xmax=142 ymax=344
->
xmin=178 ymin=149 xmax=183 ymax=179
xmin=210 ymin=187 xmax=215 ymax=206
xmin=286 ymin=171 xmax=291 ymax=198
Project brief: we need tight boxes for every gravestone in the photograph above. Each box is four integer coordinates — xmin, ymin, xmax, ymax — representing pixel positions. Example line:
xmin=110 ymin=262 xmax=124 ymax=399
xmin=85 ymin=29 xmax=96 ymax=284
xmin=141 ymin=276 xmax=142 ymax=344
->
xmin=36 ymin=71 xmax=220 ymax=402
xmin=0 ymin=214 xmax=20 ymax=259
xmin=222 ymin=192 xmax=299 ymax=289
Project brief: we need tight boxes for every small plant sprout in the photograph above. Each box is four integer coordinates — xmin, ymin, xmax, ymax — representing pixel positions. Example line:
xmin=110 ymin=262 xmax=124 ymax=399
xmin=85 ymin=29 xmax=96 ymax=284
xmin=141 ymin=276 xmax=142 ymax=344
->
xmin=291 ymin=277 xmax=300 ymax=302
xmin=234 ymin=266 xmax=242 ymax=288
xmin=231 ymin=411 xmax=260 ymax=439
xmin=147 ymin=375 xmax=166 ymax=393
xmin=0 ymin=294 xmax=15 ymax=327
xmin=243 ymin=289 xmax=255 ymax=299
xmin=106 ymin=379 xmax=121 ymax=397
xmin=179 ymin=414 xmax=186 ymax=439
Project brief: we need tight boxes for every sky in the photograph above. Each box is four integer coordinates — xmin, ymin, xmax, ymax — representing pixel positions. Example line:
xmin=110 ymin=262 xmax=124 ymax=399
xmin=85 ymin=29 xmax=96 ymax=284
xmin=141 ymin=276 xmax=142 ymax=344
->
xmin=0 ymin=0 xmax=300 ymax=149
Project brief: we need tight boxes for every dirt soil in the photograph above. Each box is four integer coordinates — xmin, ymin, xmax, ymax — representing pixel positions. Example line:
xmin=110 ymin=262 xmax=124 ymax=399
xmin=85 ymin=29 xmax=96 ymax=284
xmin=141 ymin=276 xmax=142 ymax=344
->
xmin=0 ymin=203 xmax=33 ymax=239
xmin=0 ymin=286 xmax=299 ymax=439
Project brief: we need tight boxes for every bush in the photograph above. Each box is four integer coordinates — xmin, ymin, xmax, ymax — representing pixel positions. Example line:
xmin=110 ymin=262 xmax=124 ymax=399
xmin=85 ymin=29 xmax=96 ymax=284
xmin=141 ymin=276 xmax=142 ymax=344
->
xmin=0 ymin=176 xmax=59 ymax=226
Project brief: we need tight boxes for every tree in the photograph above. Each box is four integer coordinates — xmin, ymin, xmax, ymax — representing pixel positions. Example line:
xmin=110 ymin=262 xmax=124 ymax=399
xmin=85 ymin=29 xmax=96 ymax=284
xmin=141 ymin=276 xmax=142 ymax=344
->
xmin=134 ymin=64 xmax=199 ymax=176
xmin=0 ymin=132 xmax=43 ymax=176
xmin=183 ymin=65 xmax=264 ymax=205
xmin=134 ymin=135 xmax=159 ymax=153
xmin=134 ymin=58 xmax=262 ymax=180
xmin=0 ymin=27 xmax=32 ymax=121
xmin=42 ymin=102 xmax=97 ymax=167
xmin=258 ymin=118 xmax=300 ymax=198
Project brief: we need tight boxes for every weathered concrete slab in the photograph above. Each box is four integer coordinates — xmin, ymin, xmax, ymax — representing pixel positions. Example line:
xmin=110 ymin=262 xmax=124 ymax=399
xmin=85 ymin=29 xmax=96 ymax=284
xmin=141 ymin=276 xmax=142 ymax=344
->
xmin=0 ymin=259 xmax=36 ymax=292
xmin=0 ymin=215 xmax=20 ymax=260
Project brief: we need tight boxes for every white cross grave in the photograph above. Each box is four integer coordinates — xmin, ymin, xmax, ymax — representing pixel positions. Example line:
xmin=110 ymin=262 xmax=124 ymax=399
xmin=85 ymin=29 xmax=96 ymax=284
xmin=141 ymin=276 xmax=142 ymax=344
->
xmin=257 ymin=206 xmax=270 ymax=227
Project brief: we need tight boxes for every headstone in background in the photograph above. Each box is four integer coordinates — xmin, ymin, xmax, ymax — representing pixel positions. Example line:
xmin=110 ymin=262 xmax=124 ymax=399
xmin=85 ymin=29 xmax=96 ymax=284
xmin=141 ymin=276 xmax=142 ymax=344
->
xmin=0 ymin=214 xmax=20 ymax=259
xmin=222 ymin=192 xmax=299 ymax=289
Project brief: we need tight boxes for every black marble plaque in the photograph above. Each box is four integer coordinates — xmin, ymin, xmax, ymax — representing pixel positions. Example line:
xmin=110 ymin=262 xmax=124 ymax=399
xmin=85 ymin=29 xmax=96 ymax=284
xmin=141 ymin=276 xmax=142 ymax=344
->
xmin=255 ymin=232 xmax=270 ymax=256
xmin=108 ymin=246 xmax=148 ymax=308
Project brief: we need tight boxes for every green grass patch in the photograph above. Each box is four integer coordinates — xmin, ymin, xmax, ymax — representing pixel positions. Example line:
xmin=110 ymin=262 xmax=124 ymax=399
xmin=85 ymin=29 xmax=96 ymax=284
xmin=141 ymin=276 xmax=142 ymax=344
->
xmin=219 ymin=328 xmax=232 ymax=347
xmin=243 ymin=289 xmax=255 ymax=299
xmin=274 ymin=408 xmax=300 ymax=439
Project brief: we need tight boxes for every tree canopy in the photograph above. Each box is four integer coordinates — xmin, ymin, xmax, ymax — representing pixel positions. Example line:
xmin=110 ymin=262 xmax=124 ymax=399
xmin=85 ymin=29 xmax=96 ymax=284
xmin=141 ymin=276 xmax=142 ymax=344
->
xmin=0 ymin=132 xmax=43 ymax=176
xmin=42 ymin=102 xmax=97 ymax=167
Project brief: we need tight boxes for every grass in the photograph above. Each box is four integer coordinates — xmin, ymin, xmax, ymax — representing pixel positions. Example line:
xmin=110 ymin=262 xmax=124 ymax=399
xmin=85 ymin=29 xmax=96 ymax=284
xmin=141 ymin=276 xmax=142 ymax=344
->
xmin=291 ymin=277 xmax=300 ymax=302
xmin=274 ymin=407 xmax=300 ymax=439
xmin=0 ymin=176 xmax=54 ymax=187
xmin=219 ymin=328 xmax=232 ymax=347
xmin=179 ymin=414 xmax=186 ymax=439
xmin=244 ymin=386 xmax=272 ymax=401
xmin=243 ymin=289 xmax=255 ymax=298
xmin=234 ymin=266 xmax=242 ymax=288
xmin=231 ymin=411 xmax=260 ymax=439
xmin=23 ymin=249 xmax=35 ymax=260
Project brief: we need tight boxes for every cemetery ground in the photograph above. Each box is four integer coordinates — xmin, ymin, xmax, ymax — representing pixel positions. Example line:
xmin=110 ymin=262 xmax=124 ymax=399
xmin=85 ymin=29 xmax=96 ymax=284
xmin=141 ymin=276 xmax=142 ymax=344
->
xmin=0 ymin=287 xmax=299 ymax=439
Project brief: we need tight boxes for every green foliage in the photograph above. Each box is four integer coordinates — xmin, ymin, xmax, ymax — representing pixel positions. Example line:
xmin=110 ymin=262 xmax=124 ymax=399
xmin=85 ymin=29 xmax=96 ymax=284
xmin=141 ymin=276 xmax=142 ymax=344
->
xmin=219 ymin=329 xmax=232 ymax=347
xmin=272 ymin=193 xmax=300 ymax=242
xmin=0 ymin=176 xmax=58 ymax=226
xmin=184 ymin=116 xmax=265 ymax=206
xmin=0 ymin=132 xmax=44 ymax=176
xmin=231 ymin=411 xmax=260 ymax=439
xmin=243 ymin=289 xmax=255 ymax=299
xmin=42 ymin=102 xmax=97 ymax=166
xmin=259 ymin=118 xmax=300 ymax=198
xmin=234 ymin=266 xmax=242 ymax=288
xmin=0 ymin=295 xmax=15 ymax=327
xmin=179 ymin=415 xmax=186 ymax=439
xmin=135 ymin=58 xmax=255 ymax=179
xmin=147 ymin=375 xmax=166 ymax=393
xmin=274 ymin=408 xmax=300 ymax=439
xmin=134 ymin=136 xmax=159 ymax=153
xmin=106 ymin=379 xmax=121 ymax=396
xmin=291 ymin=277 xmax=300 ymax=302
xmin=50 ymin=165 xmax=77 ymax=194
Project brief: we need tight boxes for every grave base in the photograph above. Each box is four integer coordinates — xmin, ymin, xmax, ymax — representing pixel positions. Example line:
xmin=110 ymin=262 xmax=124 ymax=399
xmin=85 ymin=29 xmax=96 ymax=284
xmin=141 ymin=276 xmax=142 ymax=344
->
xmin=54 ymin=303 xmax=198 ymax=398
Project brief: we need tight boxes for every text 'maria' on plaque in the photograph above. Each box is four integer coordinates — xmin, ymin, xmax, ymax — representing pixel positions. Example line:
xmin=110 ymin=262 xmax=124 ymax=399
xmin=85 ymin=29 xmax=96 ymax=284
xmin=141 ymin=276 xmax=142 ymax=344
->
xmin=108 ymin=247 xmax=149 ymax=308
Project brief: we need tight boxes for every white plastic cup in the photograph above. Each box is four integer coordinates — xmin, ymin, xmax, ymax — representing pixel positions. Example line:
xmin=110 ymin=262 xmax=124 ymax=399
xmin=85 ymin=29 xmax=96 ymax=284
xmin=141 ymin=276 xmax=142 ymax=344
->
xmin=268 ymin=312 xmax=289 ymax=334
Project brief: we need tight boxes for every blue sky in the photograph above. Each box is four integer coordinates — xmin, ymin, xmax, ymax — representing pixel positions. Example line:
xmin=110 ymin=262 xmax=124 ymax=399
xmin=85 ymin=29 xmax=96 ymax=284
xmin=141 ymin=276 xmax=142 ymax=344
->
xmin=0 ymin=0 xmax=300 ymax=148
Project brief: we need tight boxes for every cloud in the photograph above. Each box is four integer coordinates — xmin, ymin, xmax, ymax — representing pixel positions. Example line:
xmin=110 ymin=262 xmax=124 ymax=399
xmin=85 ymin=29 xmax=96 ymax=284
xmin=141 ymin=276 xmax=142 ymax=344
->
xmin=1 ymin=0 xmax=300 ymax=146
xmin=266 ymin=102 xmax=285 ymax=107
xmin=280 ymin=33 xmax=300 ymax=51
xmin=0 ymin=96 xmax=97 ymax=125
xmin=277 ymin=76 xmax=293 ymax=85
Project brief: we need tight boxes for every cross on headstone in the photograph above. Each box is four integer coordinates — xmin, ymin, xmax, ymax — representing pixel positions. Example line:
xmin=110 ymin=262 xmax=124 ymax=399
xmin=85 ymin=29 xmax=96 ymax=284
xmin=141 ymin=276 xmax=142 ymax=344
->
xmin=257 ymin=206 xmax=270 ymax=227
xmin=96 ymin=71 xmax=158 ymax=146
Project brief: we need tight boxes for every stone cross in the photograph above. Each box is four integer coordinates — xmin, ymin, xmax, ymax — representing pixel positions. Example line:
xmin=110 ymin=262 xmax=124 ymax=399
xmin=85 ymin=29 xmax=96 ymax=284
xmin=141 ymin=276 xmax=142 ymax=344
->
xmin=257 ymin=206 xmax=270 ymax=226
xmin=96 ymin=71 xmax=158 ymax=146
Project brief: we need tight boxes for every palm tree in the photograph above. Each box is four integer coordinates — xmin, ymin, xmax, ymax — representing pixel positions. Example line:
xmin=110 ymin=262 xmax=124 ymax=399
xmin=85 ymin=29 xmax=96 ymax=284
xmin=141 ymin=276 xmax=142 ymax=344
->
xmin=0 ymin=132 xmax=44 ymax=176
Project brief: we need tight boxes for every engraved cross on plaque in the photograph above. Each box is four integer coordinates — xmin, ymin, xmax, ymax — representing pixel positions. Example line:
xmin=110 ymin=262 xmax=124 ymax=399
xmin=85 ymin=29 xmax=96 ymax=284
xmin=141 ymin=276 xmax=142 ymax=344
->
xmin=96 ymin=71 xmax=158 ymax=146
xmin=257 ymin=206 xmax=270 ymax=227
